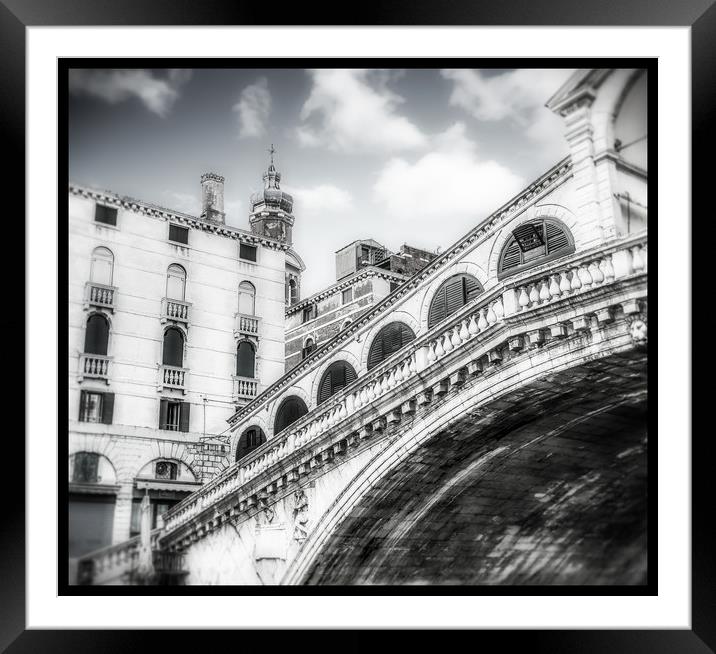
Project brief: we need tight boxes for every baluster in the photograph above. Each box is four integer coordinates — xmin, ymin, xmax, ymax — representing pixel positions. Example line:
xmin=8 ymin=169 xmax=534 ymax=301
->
xmin=518 ymin=287 xmax=530 ymax=309
xmin=394 ymin=364 xmax=403 ymax=383
xmin=434 ymin=337 xmax=444 ymax=358
xmin=493 ymin=297 xmax=504 ymax=319
xmin=549 ymin=275 xmax=561 ymax=299
xmin=558 ymin=271 xmax=571 ymax=295
xmin=459 ymin=319 xmax=470 ymax=341
xmin=579 ymin=264 xmax=593 ymax=287
xmin=486 ymin=304 xmax=497 ymax=325
xmin=477 ymin=308 xmax=488 ymax=331
xmin=427 ymin=341 xmax=437 ymax=362
xmin=528 ymin=284 xmax=540 ymax=306
xmin=570 ymin=268 xmax=582 ymax=291
xmin=409 ymin=353 xmax=417 ymax=374
xmin=590 ymin=261 xmax=604 ymax=285
xmin=451 ymin=326 xmax=462 ymax=347
xmin=442 ymin=332 xmax=453 ymax=353
xmin=539 ymin=279 xmax=551 ymax=303
xmin=468 ymin=314 xmax=479 ymax=335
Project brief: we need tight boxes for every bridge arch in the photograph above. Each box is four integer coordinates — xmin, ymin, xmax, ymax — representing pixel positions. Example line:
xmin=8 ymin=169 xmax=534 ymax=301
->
xmin=418 ymin=262 xmax=487 ymax=331
xmin=283 ymin=333 xmax=647 ymax=585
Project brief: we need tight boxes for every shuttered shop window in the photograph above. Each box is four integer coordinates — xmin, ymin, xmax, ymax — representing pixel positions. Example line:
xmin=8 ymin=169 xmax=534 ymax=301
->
xmin=499 ymin=220 xmax=574 ymax=277
xmin=367 ymin=322 xmax=416 ymax=371
xmin=317 ymin=361 xmax=358 ymax=404
xmin=274 ymin=397 xmax=308 ymax=434
xmin=427 ymin=274 xmax=483 ymax=329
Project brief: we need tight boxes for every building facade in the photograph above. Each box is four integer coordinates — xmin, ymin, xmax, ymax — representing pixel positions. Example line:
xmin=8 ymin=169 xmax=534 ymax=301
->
xmin=68 ymin=160 xmax=303 ymax=568
xmin=285 ymin=240 xmax=437 ymax=371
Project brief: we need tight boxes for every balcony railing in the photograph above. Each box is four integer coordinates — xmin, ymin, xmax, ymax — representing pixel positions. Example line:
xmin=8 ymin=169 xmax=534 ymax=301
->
xmin=84 ymin=282 xmax=116 ymax=311
xmin=159 ymin=365 xmax=187 ymax=392
xmin=233 ymin=375 xmax=259 ymax=402
xmin=234 ymin=313 xmax=261 ymax=339
xmin=78 ymin=353 xmax=111 ymax=383
xmin=161 ymin=297 xmax=191 ymax=325
xmin=161 ymin=234 xmax=648 ymax=535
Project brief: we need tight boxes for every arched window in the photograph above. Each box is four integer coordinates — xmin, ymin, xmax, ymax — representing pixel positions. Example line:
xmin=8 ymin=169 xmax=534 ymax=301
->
xmin=302 ymin=338 xmax=317 ymax=360
xmin=236 ymin=341 xmax=256 ymax=378
xmin=427 ymin=274 xmax=483 ymax=330
xmin=235 ymin=426 xmax=267 ymax=462
xmin=162 ymin=327 xmax=184 ymax=367
xmin=367 ymin=322 xmax=416 ymax=371
xmin=286 ymin=278 xmax=298 ymax=306
xmin=238 ymin=281 xmax=256 ymax=315
xmin=84 ymin=314 xmax=109 ymax=355
xmin=498 ymin=220 xmax=575 ymax=279
xmin=317 ymin=361 xmax=358 ymax=405
xmin=166 ymin=264 xmax=186 ymax=301
xmin=90 ymin=247 xmax=114 ymax=286
xmin=274 ymin=396 xmax=308 ymax=435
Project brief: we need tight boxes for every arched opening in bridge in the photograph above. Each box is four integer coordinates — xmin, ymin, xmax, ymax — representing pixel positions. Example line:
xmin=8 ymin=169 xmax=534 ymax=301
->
xmin=318 ymin=361 xmax=358 ymax=404
xmin=498 ymin=219 xmax=574 ymax=279
xmin=235 ymin=425 xmax=267 ymax=462
xmin=274 ymin=396 xmax=309 ymax=435
xmin=84 ymin=313 xmax=109 ymax=355
xmin=236 ymin=340 xmax=256 ymax=378
xmin=427 ymin=274 xmax=483 ymax=329
xmin=367 ymin=322 xmax=416 ymax=371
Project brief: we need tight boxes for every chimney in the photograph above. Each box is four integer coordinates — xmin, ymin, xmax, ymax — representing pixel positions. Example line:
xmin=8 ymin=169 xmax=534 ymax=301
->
xmin=200 ymin=172 xmax=225 ymax=223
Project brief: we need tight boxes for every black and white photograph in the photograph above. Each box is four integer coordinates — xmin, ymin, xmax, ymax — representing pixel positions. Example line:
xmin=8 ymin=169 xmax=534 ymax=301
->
xmin=65 ymin=63 xmax=651 ymax=588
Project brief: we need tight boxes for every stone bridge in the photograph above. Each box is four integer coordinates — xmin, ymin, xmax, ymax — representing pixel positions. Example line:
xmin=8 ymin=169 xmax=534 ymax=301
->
xmin=155 ymin=231 xmax=648 ymax=585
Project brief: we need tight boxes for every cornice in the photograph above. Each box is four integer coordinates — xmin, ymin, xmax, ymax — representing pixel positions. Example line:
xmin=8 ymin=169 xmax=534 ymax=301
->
xmin=69 ymin=183 xmax=290 ymax=251
xmin=227 ymin=156 xmax=573 ymax=426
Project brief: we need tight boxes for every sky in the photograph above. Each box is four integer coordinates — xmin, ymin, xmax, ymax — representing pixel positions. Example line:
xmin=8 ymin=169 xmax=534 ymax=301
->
xmin=68 ymin=67 xmax=576 ymax=296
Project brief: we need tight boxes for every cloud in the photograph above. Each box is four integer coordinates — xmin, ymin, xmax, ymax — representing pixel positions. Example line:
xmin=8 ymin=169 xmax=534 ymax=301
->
xmin=69 ymin=69 xmax=192 ymax=117
xmin=296 ymin=69 xmax=427 ymax=153
xmin=233 ymin=77 xmax=272 ymax=139
xmin=373 ymin=122 xmax=524 ymax=231
xmin=287 ymin=184 xmax=354 ymax=214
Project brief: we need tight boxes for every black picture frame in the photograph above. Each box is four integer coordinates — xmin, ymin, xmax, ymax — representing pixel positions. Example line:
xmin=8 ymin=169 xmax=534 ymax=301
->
xmin=4 ymin=0 xmax=704 ymax=649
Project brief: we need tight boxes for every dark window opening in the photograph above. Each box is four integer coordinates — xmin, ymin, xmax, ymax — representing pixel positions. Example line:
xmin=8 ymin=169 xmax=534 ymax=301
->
xmin=498 ymin=220 xmax=574 ymax=278
xmin=367 ymin=322 xmax=416 ymax=371
xmin=302 ymin=305 xmax=316 ymax=323
xmin=94 ymin=204 xmax=117 ymax=226
xmin=274 ymin=396 xmax=308 ymax=435
xmin=84 ymin=314 xmax=110 ymax=355
xmin=302 ymin=338 xmax=317 ymax=359
xmin=168 ymin=224 xmax=189 ymax=245
xmin=155 ymin=461 xmax=178 ymax=480
xmin=318 ymin=361 xmax=358 ymax=404
xmin=342 ymin=288 xmax=353 ymax=304
xmin=72 ymin=452 xmax=100 ymax=483
xmin=236 ymin=341 xmax=256 ymax=378
xmin=427 ymin=274 xmax=483 ymax=329
xmin=162 ymin=327 xmax=184 ymax=367
xmin=160 ymin=399 xmax=190 ymax=432
xmin=79 ymin=390 xmax=114 ymax=424
xmin=240 ymin=243 xmax=257 ymax=262
xmin=236 ymin=426 xmax=267 ymax=462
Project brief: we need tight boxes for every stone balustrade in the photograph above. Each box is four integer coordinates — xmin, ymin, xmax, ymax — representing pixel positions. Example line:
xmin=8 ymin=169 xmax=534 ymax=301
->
xmin=161 ymin=297 xmax=191 ymax=325
xmin=235 ymin=313 xmax=261 ymax=338
xmin=160 ymin=365 xmax=187 ymax=391
xmin=160 ymin=234 xmax=648 ymax=537
xmin=77 ymin=529 xmax=161 ymax=585
xmin=78 ymin=353 xmax=111 ymax=382
xmin=84 ymin=282 xmax=116 ymax=311
xmin=233 ymin=375 xmax=259 ymax=401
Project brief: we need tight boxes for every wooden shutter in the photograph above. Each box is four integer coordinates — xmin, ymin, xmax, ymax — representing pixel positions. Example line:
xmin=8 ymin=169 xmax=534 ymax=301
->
xmin=367 ymin=323 xmax=415 ymax=371
xmin=101 ymin=393 xmax=114 ymax=425
xmin=444 ymin=277 xmax=465 ymax=316
xmin=179 ymin=402 xmax=190 ymax=433
xmin=159 ymin=399 xmax=169 ymax=430
xmin=275 ymin=397 xmax=307 ymax=433
xmin=464 ymin=276 xmax=483 ymax=302
xmin=500 ymin=239 xmax=522 ymax=272
xmin=428 ymin=285 xmax=448 ymax=329
xmin=79 ymin=391 xmax=88 ymax=421
xmin=545 ymin=221 xmax=570 ymax=253
xmin=318 ymin=369 xmax=333 ymax=404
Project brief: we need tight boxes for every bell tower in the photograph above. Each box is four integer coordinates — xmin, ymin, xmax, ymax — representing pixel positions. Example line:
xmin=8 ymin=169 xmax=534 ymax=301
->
xmin=249 ymin=145 xmax=295 ymax=245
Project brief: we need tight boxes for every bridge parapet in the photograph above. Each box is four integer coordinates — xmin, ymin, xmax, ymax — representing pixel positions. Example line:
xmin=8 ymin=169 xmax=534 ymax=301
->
xmin=160 ymin=233 xmax=647 ymax=545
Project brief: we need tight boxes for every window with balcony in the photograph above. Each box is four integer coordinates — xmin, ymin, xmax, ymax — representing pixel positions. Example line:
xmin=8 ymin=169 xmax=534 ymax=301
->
xmin=498 ymin=219 xmax=575 ymax=279
xmin=367 ymin=322 xmax=416 ymax=371
xmin=317 ymin=361 xmax=357 ymax=405
xmin=236 ymin=341 xmax=256 ymax=378
xmin=240 ymin=243 xmax=257 ymax=262
xmin=159 ymin=399 xmax=190 ymax=432
xmin=238 ymin=281 xmax=256 ymax=316
xmin=94 ymin=204 xmax=117 ymax=226
xmin=274 ymin=396 xmax=308 ymax=435
xmin=79 ymin=390 xmax=114 ymax=424
xmin=84 ymin=314 xmax=110 ymax=355
xmin=236 ymin=426 xmax=267 ymax=462
xmin=427 ymin=274 xmax=484 ymax=329
xmin=162 ymin=327 xmax=184 ymax=368
xmin=90 ymin=247 xmax=114 ymax=286
xmin=168 ymin=224 xmax=189 ymax=245
xmin=166 ymin=264 xmax=186 ymax=301
xmin=302 ymin=337 xmax=317 ymax=359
